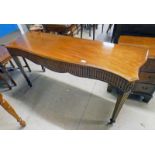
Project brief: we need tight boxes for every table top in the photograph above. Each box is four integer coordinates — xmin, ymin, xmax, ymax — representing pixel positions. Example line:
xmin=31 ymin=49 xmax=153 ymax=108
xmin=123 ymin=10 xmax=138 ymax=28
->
xmin=6 ymin=32 xmax=148 ymax=82
xmin=119 ymin=35 xmax=155 ymax=58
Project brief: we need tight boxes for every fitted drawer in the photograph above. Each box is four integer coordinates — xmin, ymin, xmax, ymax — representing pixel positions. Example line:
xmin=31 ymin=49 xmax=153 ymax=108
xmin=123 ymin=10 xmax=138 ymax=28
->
xmin=141 ymin=59 xmax=155 ymax=72
xmin=139 ymin=72 xmax=155 ymax=84
xmin=133 ymin=83 xmax=155 ymax=94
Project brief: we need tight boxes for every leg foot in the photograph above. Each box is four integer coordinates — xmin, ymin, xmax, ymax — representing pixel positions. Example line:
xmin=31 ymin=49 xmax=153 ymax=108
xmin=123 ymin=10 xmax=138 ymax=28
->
xmin=107 ymin=118 xmax=115 ymax=125
xmin=142 ymin=95 xmax=152 ymax=103
xmin=18 ymin=118 xmax=26 ymax=127
xmin=41 ymin=65 xmax=46 ymax=72
xmin=107 ymin=84 xmax=113 ymax=93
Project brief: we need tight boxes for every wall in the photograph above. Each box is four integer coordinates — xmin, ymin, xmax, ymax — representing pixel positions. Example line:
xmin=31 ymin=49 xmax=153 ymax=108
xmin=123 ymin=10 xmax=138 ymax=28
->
xmin=0 ymin=24 xmax=19 ymax=38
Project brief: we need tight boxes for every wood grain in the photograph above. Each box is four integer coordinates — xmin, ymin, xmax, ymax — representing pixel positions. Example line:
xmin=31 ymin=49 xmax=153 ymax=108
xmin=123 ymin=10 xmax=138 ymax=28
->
xmin=6 ymin=32 xmax=148 ymax=82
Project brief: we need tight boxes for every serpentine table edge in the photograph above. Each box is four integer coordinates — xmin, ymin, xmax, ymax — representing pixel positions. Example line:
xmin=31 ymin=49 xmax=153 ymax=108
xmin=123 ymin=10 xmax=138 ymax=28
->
xmin=6 ymin=47 xmax=137 ymax=124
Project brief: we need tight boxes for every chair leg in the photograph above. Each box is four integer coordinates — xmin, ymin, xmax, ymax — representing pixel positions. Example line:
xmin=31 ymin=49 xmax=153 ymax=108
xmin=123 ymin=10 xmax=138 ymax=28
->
xmin=93 ymin=24 xmax=96 ymax=40
xmin=80 ymin=24 xmax=83 ymax=38
xmin=107 ymin=24 xmax=113 ymax=34
xmin=22 ymin=57 xmax=31 ymax=72
xmin=102 ymin=24 xmax=104 ymax=33
xmin=0 ymin=74 xmax=12 ymax=89
xmin=0 ymin=65 xmax=16 ymax=86
xmin=0 ymin=93 xmax=26 ymax=127
xmin=9 ymin=60 xmax=15 ymax=68
xmin=89 ymin=25 xmax=91 ymax=37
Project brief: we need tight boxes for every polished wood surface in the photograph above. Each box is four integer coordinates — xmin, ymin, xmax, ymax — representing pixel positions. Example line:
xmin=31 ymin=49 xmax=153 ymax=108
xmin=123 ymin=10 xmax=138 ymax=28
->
xmin=0 ymin=93 xmax=26 ymax=127
xmin=119 ymin=35 xmax=155 ymax=58
xmin=6 ymin=32 xmax=148 ymax=82
xmin=6 ymin=32 xmax=149 ymax=124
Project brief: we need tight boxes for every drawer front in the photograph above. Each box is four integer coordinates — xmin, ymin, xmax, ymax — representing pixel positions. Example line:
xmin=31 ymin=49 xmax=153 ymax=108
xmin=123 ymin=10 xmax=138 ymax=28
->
xmin=141 ymin=59 xmax=155 ymax=72
xmin=139 ymin=72 xmax=155 ymax=84
xmin=133 ymin=83 xmax=155 ymax=94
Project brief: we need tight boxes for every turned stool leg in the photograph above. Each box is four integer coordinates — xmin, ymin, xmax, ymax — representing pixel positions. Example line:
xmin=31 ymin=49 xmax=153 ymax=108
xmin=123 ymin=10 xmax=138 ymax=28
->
xmin=0 ymin=94 xmax=26 ymax=127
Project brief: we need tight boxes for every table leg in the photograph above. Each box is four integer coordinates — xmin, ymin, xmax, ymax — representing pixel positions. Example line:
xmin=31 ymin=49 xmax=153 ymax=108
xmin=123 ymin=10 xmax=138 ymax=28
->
xmin=0 ymin=94 xmax=26 ymax=127
xmin=101 ymin=24 xmax=104 ymax=33
xmin=109 ymin=91 xmax=130 ymax=124
xmin=107 ymin=24 xmax=113 ymax=34
xmin=22 ymin=57 xmax=31 ymax=72
xmin=93 ymin=24 xmax=96 ymax=40
xmin=0 ymin=65 xmax=16 ymax=86
xmin=80 ymin=24 xmax=83 ymax=38
xmin=13 ymin=56 xmax=32 ymax=87
xmin=41 ymin=65 xmax=46 ymax=72
xmin=89 ymin=25 xmax=91 ymax=37
xmin=9 ymin=60 xmax=15 ymax=68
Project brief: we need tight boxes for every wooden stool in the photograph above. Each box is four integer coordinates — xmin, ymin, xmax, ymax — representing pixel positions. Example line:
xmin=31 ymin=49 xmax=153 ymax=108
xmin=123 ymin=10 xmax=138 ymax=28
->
xmin=0 ymin=93 xmax=26 ymax=127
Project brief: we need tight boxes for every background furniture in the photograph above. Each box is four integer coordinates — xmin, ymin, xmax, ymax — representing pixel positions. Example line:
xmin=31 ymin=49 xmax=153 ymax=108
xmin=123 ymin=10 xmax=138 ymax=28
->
xmin=42 ymin=24 xmax=78 ymax=36
xmin=111 ymin=24 xmax=155 ymax=43
xmin=107 ymin=24 xmax=113 ymax=34
xmin=80 ymin=24 xmax=102 ymax=40
xmin=28 ymin=24 xmax=43 ymax=32
xmin=0 ymin=93 xmax=26 ymax=127
xmin=108 ymin=35 xmax=155 ymax=102
xmin=81 ymin=24 xmax=95 ymax=39
xmin=6 ymin=32 xmax=148 ymax=124
xmin=0 ymin=46 xmax=16 ymax=89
